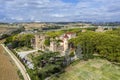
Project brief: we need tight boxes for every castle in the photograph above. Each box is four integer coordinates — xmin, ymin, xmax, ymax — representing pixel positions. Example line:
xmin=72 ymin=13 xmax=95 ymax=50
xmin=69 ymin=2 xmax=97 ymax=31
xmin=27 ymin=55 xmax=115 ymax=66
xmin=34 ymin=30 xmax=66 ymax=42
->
xmin=31 ymin=34 xmax=46 ymax=51
xmin=50 ymin=32 xmax=76 ymax=55
xmin=31 ymin=32 xmax=76 ymax=56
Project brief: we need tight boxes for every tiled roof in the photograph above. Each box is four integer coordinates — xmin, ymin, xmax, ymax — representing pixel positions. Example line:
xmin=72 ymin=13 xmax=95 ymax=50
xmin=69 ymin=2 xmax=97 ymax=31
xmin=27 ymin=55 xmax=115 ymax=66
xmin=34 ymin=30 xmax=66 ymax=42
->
xmin=66 ymin=32 xmax=75 ymax=34
xmin=64 ymin=34 xmax=69 ymax=38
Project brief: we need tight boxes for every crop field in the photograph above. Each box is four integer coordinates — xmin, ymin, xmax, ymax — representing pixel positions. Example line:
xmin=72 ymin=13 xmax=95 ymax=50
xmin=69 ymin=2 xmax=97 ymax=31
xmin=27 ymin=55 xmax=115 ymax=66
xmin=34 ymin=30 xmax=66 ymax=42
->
xmin=0 ymin=39 xmax=5 ymax=44
xmin=0 ymin=45 xmax=20 ymax=80
xmin=0 ymin=25 xmax=17 ymax=34
xmin=51 ymin=58 xmax=120 ymax=80
xmin=0 ymin=27 xmax=17 ymax=33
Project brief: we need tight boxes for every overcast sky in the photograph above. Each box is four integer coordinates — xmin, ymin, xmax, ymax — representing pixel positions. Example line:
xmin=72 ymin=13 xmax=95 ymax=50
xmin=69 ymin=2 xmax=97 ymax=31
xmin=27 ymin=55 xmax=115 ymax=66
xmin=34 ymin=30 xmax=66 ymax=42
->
xmin=0 ymin=0 xmax=120 ymax=22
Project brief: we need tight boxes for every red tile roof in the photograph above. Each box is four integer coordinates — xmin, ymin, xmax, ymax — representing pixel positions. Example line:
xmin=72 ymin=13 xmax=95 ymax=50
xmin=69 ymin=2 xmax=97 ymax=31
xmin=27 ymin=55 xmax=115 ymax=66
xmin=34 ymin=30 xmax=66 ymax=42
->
xmin=66 ymin=32 xmax=75 ymax=34
xmin=64 ymin=34 xmax=69 ymax=38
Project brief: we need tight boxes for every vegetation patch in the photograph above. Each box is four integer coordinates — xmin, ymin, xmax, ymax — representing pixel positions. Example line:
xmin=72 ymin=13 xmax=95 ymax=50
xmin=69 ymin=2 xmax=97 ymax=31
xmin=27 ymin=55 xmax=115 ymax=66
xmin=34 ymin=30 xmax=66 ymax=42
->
xmin=50 ymin=58 xmax=120 ymax=80
xmin=69 ymin=28 xmax=120 ymax=62
xmin=27 ymin=51 xmax=66 ymax=80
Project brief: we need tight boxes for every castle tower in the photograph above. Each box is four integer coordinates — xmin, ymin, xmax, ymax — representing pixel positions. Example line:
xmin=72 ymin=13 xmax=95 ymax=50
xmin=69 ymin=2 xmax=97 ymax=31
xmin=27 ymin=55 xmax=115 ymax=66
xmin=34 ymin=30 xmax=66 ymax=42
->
xmin=33 ymin=34 xmax=46 ymax=50
xmin=34 ymin=35 xmax=40 ymax=50
xmin=50 ymin=40 xmax=57 ymax=52
xmin=63 ymin=35 xmax=69 ymax=53
xmin=95 ymin=26 xmax=104 ymax=32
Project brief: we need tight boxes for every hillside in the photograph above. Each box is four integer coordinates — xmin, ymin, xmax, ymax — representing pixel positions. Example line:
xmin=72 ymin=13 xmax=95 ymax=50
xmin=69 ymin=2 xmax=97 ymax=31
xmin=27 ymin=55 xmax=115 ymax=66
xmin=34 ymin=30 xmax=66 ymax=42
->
xmin=50 ymin=58 xmax=120 ymax=80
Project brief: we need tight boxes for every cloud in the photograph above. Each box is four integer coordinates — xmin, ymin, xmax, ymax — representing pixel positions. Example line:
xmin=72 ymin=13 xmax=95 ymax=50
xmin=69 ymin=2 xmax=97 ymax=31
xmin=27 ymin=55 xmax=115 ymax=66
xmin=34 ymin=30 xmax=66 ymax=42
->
xmin=0 ymin=0 xmax=120 ymax=22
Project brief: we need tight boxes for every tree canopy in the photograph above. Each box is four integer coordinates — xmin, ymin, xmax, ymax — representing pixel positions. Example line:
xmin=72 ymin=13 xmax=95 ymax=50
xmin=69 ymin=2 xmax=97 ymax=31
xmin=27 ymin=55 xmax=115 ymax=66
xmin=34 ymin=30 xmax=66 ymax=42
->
xmin=69 ymin=29 xmax=120 ymax=62
xmin=5 ymin=34 xmax=34 ymax=48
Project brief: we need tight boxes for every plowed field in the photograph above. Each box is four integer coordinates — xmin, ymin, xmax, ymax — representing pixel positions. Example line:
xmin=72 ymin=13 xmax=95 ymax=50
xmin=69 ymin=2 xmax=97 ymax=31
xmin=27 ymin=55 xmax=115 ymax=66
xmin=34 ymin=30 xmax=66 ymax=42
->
xmin=0 ymin=45 xmax=20 ymax=80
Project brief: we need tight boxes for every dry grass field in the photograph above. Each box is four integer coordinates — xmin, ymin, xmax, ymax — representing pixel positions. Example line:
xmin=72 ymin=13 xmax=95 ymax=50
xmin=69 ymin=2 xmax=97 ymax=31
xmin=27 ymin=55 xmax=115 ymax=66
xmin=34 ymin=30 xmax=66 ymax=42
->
xmin=0 ymin=27 xmax=17 ymax=34
xmin=0 ymin=24 xmax=18 ymax=34
xmin=0 ymin=39 xmax=5 ymax=44
xmin=51 ymin=58 xmax=120 ymax=80
xmin=22 ymin=23 xmax=47 ymax=31
xmin=0 ymin=45 xmax=20 ymax=80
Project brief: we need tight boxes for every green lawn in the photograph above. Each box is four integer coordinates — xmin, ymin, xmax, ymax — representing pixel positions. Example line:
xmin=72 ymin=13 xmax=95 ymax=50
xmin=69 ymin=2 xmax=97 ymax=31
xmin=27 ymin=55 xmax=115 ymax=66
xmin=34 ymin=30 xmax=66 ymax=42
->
xmin=50 ymin=58 xmax=120 ymax=80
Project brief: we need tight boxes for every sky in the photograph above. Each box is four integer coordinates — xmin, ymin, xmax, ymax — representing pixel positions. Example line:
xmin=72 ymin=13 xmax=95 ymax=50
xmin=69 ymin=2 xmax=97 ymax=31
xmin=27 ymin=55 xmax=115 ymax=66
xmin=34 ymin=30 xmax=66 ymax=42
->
xmin=0 ymin=0 xmax=120 ymax=22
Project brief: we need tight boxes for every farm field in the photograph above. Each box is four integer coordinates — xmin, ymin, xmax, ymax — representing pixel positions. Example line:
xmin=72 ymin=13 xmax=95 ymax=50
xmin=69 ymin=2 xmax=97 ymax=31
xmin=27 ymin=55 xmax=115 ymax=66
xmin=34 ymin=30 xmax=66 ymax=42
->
xmin=0 ymin=45 xmax=20 ymax=80
xmin=51 ymin=58 xmax=120 ymax=80
xmin=0 ymin=39 xmax=5 ymax=44
xmin=0 ymin=24 xmax=18 ymax=34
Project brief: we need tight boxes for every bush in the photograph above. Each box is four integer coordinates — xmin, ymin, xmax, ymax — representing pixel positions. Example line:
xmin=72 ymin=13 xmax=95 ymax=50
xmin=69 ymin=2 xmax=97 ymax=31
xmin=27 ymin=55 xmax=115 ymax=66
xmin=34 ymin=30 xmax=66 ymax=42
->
xmin=44 ymin=38 xmax=50 ymax=46
xmin=32 ymin=52 xmax=65 ymax=80
xmin=69 ymin=52 xmax=75 ymax=57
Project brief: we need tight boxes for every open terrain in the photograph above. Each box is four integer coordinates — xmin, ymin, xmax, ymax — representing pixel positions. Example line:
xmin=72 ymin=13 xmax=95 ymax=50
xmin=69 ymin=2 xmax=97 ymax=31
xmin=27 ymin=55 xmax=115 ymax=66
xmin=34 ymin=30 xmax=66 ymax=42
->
xmin=0 ymin=39 xmax=5 ymax=44
xmin=0 ymin=27 xmax=14 ymax=34
xmin=50 ymin=58 xmax=120 ymax=80
xmin=0 ymin=25 xmax=18 ymax=34
xmin=0 ymin=45 xmax=20 ymax=80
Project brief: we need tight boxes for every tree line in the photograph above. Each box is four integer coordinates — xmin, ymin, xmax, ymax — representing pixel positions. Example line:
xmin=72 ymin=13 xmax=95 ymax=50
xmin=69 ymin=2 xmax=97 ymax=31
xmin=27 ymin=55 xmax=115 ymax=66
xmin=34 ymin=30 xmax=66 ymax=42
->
xmin=4 ymin=34 xmax=34 ymax=48
xmin=69 ymin=28 xmax=120 ymax=62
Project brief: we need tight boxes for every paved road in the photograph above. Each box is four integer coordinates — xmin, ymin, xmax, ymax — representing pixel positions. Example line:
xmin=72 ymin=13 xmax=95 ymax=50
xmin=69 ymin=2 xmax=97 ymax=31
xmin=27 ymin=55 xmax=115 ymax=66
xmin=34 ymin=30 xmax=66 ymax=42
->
xmin=16 ymin=50 xmax=38 ymax=69
xmin=1 ymin=44 xmax=31 ymax=80
xmin=17 ymin=50 xmax=38 ymax=58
